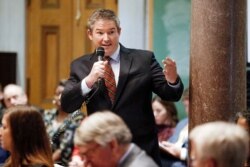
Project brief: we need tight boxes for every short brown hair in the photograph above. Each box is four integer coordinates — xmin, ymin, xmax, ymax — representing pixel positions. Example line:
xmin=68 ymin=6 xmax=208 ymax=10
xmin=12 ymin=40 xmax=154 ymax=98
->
xmin=87 ymin=9 xmax=120 ymax=31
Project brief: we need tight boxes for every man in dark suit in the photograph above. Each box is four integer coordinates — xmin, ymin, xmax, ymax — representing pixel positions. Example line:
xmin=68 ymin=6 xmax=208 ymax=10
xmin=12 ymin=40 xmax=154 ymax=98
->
xmin=61 ymin=9 xmax=183 ymax=166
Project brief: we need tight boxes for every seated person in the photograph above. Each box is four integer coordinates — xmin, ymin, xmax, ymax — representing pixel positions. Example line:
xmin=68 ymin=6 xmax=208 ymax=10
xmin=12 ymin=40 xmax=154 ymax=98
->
xmin=159 ymin=88 xmax=189 ymax=167
xmin=0 ymin=83 xmax=31 ymax=164
xmin=0 ymin=105 xmax=54 ymax=167
xmin=43 ymin=80 xmax=84 ymax=166
xmin=152 ymin=96 xmax=178 ymax=142
xmin=3 ymin=83 xmax=43 ymax=114
xmin=3 ymin=84 xmax=28 ymax=109
xmin=234 ymin=111 xmax=250 ymax=166
xmin=69 ymin=111 xmax=159 ymax=167
xmin=189 ymin=121 xmax=249 ymax=167
xmin=235 ymin=111 xmax=250 ymax=133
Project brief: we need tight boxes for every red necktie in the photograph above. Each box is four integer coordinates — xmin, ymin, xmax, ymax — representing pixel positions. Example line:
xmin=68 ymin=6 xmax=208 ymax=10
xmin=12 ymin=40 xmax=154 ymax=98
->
xmin=104 ymin=57 xmax=116 ymax=104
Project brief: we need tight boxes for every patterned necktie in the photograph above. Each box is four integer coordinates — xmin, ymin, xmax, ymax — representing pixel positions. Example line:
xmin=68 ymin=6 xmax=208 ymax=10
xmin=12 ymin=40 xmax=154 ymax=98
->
xmin=104 ymin=57 xmax=116 ymax=104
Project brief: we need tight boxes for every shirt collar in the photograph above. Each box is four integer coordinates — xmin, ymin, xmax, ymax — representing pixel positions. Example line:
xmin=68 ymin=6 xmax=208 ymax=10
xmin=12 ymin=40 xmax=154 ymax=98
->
xmin=109 ymin=44 xmax=120 ymax=63
xmin=118 ymin=143 xmax=133 ymax=165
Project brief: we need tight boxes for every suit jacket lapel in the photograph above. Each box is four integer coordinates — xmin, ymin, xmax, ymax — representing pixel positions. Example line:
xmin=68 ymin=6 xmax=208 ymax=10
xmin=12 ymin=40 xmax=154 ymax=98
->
xmin=113 ymin=46 xmax=132 ymax=108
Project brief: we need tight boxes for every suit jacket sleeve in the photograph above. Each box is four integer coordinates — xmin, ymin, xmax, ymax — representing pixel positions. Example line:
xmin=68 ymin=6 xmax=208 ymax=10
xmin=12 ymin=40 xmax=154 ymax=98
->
xmin=150 ymin=53 xmax=184 ymax=101
xmin=61 ymin=55 xmax=94 ymax=113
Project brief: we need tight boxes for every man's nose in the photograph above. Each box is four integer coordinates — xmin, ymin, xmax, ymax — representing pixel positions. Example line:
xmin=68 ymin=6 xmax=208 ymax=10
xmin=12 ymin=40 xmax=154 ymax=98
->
xmin=103 ymin=33 xmax=110 ymax=41
xmin=10 ymin=98 xmax=17 ymax=106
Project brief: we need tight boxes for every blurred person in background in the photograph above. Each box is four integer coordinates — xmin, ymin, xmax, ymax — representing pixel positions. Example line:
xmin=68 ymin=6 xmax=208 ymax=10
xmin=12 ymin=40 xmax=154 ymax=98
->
xmin=235 ymin=111 xmax=250 ymax=134
xmin=0 ymin=83 xmax=9 ymax=165
xmin=43 ymin=79 xmax=84 ymax=166
xmin=235 ymin=111 xmax=250 ymax=166
xmin=0 ymin=105 xmax=54 ymax=167
xmin=3 ymin=83 xmax=44 ymax=114
xmin=152 ymin=96 xmax=178 ymax=142
xmin=0 ymin=83 xmax=32 ymax=165
xmin=3 ymin=84 xmax=28 ymax=109
xmin=159 ymin=88 xmax=189 ymax=167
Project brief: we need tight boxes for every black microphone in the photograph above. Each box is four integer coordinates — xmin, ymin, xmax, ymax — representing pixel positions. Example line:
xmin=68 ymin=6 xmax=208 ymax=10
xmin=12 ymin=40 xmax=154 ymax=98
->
xmin=96 ymin=47 xmax=105 ymax=61
xmin=96 ymin=47 xmax=105 ymax=86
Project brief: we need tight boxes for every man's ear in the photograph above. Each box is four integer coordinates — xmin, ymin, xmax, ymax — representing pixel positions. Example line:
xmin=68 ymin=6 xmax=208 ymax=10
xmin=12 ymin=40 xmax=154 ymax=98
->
xmin=117 ymin=28 xmax=121 ymax=35
xmin=87 ymin=29 xmax=93 ymax=40
xmin=109 ymin=139 xmax=119 ymax=152
xmin=204 ymin=158 xmax=216 ymax=167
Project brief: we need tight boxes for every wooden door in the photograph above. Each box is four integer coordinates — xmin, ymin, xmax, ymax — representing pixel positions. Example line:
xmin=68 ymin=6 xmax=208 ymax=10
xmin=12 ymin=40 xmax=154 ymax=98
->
xmin=26 ymin=0 xmax=117 ymax=109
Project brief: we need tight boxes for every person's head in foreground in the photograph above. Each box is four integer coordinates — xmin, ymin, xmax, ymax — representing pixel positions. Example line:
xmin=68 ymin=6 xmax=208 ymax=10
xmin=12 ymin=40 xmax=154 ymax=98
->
xmin=74 ymin=111 xmax=158 ymax=167
xmin=0 ymin=105 xmax=53 ymax=167
xmin=74 ymin=111 xmax=132 ymax=167
xmin=189 ymin=121 xmax=249 ymax=167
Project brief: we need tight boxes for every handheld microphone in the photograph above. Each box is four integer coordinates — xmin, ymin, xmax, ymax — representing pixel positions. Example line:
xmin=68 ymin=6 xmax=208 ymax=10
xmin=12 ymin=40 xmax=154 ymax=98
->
xmin=96 ymin=47 xmax=105 ymax=61
xmin=96 ymin=47 xmax=105 ymax=86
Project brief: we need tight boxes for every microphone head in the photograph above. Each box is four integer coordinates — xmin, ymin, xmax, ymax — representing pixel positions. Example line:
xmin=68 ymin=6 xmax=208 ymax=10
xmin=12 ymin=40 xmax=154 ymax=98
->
xmin=96 ymin=47 xmax=105 ymax=57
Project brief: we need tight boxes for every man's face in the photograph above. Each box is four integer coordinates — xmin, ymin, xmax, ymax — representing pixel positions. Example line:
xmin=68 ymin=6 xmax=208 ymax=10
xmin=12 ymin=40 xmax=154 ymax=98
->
xmin=78 ymin=142 xmax=116 ymax=167
xmin=3 ymin=86 xmax=27 ymax=108
xmin=88 ymin=19 xmax=121 ymax=57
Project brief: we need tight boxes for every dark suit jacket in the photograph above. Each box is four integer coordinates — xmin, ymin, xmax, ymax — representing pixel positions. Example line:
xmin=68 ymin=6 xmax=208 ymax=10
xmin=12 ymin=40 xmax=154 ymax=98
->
xmin=119 ymin=143 xmax=159 ymax=167
xmin=61 ymin=44 xmax=183 ymax=163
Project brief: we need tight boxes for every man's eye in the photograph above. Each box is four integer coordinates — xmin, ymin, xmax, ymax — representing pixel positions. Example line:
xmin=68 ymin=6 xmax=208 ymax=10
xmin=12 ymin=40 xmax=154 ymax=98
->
xmin=13 ymin=95 xmax=18 ymax=99
xmin=109 ymin=31 xmax=115 ymax=35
